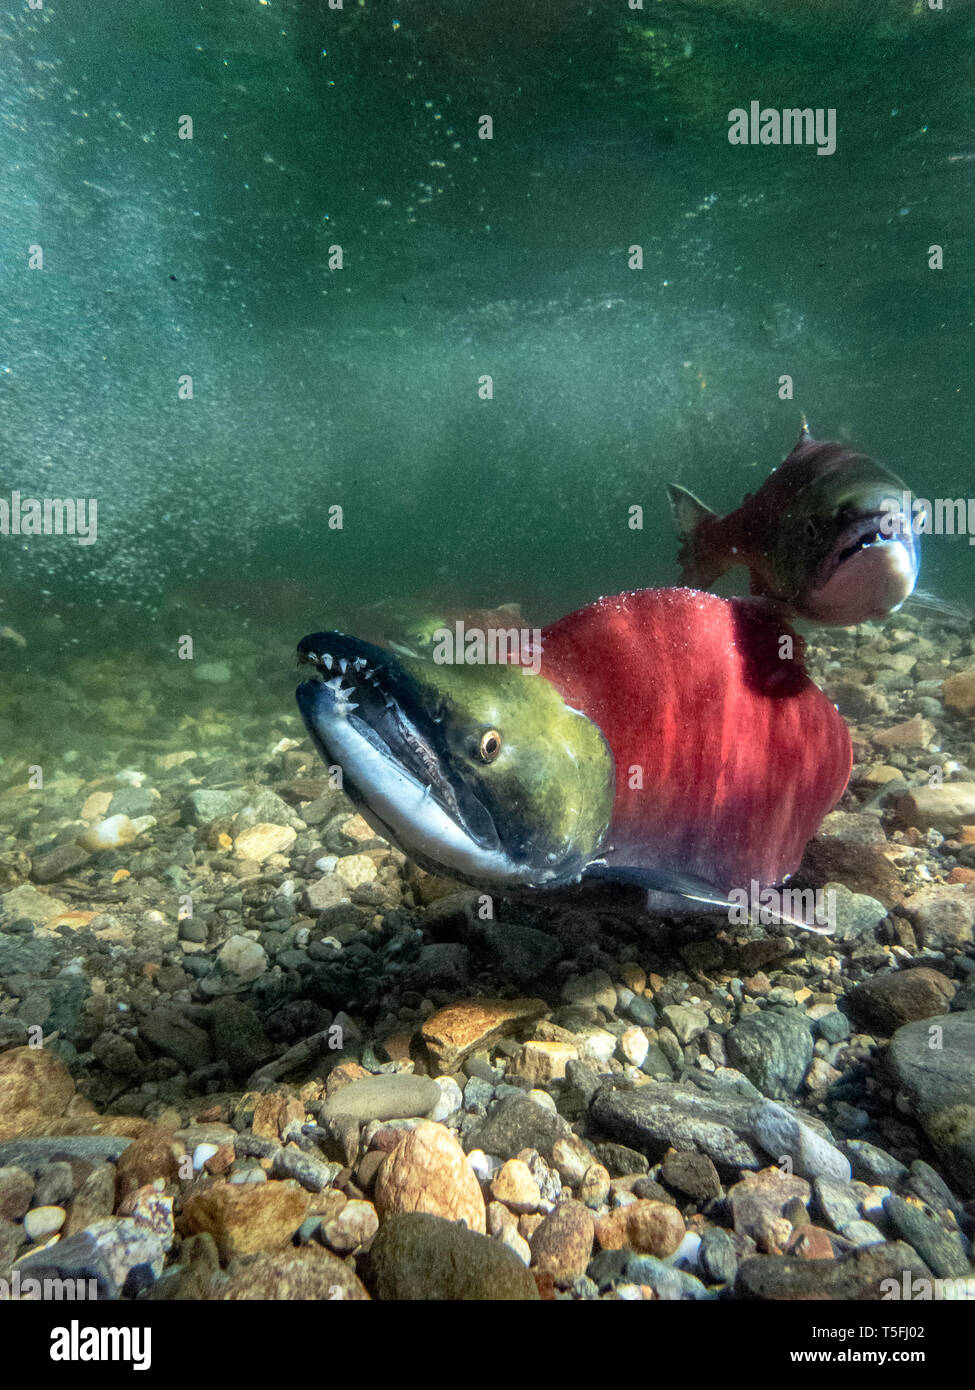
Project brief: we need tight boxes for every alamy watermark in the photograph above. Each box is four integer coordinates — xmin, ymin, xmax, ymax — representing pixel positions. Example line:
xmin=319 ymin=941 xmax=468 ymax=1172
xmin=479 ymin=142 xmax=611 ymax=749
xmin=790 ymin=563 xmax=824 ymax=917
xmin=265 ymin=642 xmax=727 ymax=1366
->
xmin=882 ymin=491 xmax=975 ymax=545
xmin=728 ymin=102 xmax=836 ymax=156
xmin=0 ymin=1269 xmax=98 ymax=1300
xmin=881 ymin=1272 xmax=975 ymax=1301
xmin=727 ymin=880 xmax=836 ymax=933
xmin=0 ymin=491 xmax=97 ymax=544
xmin=431 ymin=621 xmax=542 ymax=675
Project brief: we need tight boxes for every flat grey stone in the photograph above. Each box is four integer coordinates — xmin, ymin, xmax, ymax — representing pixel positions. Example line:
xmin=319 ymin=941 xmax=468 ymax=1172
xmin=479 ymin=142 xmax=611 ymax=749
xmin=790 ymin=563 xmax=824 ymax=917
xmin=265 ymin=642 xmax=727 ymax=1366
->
xmin=0 ymin=1136 xmax=133 ymax=1171
xmin=589 ymin=1080 xmax=766 ymax=1173
xmin=321 ymin=1073 xmax=442 ymax=1123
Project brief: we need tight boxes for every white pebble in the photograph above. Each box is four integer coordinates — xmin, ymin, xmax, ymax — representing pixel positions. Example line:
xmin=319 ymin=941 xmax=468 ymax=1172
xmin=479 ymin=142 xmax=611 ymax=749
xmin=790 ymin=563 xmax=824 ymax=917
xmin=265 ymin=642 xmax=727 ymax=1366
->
xmin=497 ymin=1226 xmax=532 ymax=1266
xmin=24 ymin=1206 xmax=66 ymax=1241
xmin=428 ymin=1076 xmax=463 ymax=1122
xmin=467 ymin=1149 xmax=503 ymax=1183
xmin=665 ymin=1231 xmax=702 ymax=1272
xmin=193 ymin=1143 xmax=219 ymax=1171
xmin=527 ymin=1089 xmax=556 ymax=1113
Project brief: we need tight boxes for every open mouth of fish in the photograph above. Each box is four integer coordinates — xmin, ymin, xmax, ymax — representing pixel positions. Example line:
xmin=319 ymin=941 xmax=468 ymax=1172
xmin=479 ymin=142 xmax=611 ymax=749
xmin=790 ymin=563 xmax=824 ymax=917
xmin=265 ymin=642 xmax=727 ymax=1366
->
xmin=820 ymin=511 xmax=917 ymax=582
xmin=294 ymin=631 xmax=538 ymax=885
xmin=810 ymin=511 xmax=918 ymax=622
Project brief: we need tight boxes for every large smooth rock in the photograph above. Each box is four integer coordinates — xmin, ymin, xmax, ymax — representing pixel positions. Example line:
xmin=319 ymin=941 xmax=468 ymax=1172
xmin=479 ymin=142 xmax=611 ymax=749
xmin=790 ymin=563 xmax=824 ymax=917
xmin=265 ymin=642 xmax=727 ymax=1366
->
xmin=366 ymin=1211 xmax=539 ymax=1300
xmin=888 ymin=1011 xmax=975 ymax=1197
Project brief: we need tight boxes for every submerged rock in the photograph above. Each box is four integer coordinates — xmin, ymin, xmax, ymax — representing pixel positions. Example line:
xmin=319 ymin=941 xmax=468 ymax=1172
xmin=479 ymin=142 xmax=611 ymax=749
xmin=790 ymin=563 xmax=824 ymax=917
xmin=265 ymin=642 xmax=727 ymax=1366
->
xmin=366 ymin=1211 xmax=539 ymax=1300
xmin=888 ymin=1011 xmax=975 ymax=1197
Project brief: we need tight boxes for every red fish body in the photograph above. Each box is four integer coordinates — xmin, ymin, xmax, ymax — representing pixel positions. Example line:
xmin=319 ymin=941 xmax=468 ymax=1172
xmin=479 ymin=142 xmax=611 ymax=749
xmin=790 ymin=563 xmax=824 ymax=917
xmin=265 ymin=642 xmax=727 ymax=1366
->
xmin=540 ymin=587 xmax=852 ymax=893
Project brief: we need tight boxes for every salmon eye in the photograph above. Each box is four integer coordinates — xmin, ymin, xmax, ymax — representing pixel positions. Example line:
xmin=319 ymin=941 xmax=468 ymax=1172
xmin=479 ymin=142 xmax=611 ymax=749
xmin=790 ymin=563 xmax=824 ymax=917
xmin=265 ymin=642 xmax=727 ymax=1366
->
xmin=478 ymin=729 xmax=502 ymax=763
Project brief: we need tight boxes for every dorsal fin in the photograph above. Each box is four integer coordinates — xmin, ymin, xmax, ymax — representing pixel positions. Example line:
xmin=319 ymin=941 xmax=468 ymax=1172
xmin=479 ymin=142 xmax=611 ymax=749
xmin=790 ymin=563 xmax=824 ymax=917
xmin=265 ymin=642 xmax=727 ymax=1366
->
xmin=667 ymin=482 xmax=716 ymax=542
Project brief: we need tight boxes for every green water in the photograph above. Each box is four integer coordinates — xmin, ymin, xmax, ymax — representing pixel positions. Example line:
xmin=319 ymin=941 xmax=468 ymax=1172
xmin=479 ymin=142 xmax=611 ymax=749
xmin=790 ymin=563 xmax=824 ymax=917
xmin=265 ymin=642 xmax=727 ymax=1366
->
xmin=1 ymin=0 xmax=973 ymax=657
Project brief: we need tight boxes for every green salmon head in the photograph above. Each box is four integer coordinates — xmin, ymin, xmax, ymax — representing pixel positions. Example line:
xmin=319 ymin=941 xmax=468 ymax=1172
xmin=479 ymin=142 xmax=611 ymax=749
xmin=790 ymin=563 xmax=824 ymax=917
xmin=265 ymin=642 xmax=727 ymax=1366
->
xmin=295 ymin=631 xmax=614 ymax=890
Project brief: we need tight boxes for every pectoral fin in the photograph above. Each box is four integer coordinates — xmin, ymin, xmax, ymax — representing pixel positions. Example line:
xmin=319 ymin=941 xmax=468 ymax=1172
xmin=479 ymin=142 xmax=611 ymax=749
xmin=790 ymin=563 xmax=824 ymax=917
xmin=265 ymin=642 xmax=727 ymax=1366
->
xmin=583 ymin=862 xmax=833 ymax=934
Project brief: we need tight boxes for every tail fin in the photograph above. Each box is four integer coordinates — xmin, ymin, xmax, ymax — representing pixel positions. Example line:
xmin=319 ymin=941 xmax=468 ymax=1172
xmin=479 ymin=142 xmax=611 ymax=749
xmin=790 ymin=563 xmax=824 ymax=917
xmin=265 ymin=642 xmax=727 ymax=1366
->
xmin=667 ymin=483 xmax=729 ymax=590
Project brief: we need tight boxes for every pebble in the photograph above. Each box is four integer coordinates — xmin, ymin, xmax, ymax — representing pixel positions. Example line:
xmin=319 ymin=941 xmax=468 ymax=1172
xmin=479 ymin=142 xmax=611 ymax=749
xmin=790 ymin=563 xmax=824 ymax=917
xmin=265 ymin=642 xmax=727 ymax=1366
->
xmin=0 ymin=1047 xmax=75 ymax=1133
xmin=729 ymin=1168 xmax=811 ymax=1255
xmin=843 ymin=1139 xmax=909 ymax=1187
xmin=529 ymin=1199 xmax=595 ymax=1285
xmin=785 ymin=1224 xmax=835 ymax=1260
xmin=193 ymin=1143 xmax=219 ymax=1172
xmin=215 ymin=935 xmax=268 ymax=981
xmin=750 ymin=1101 xmax=852 ymax=1181
xmin=904 ymin=1159 xmax=966 ymax=1223
xmin=0 ymin=1164 xmax=34 ymax=1221
xmin=595 ymin=1200 xmax=686 ymax=1257
xmin=420 ymin=997 xmax=548 ymax=1072
xmin=883 ymin=1194 xmax=972 ymax=1278
xmin=813 ymin=1175 xmax=868 ymax=1231
xmin=571 ymin=1026 xmax=617 ymax=1067
xmin=942 ymin=667 xmax=975 ymax=714
xmin=428 ymin=1076 xmax=463 ymax=1122
xmin=498 ymin=1225 xmax=532 ymax=1266
xmin=78 ymin=814 xmax=154 ymax=852
xmin=839 ymin=1219 xmax=886 ymax=1247
xmin=63 ymin=1163 xmax=116 ymax=1236
xmin=321 ymin=1073 xmax=441 ymax=1123
xmin=270 ymin=1147 xmax=341 ymax=1192
xmin=874 ymin=714 xmax=935 ymax=749
xmin=490 ymin=1159 xmax=541 ymax=1214
xmin=661 ymin=1004 xmax=709 ymax=1045
xmin=578 ymin=1163 xmax=611 ymax=1209
xmin=33 ymin=1160 xmax=74 ymax=1207
xmin=551 ymin=1137 xmax=596 ymax=1188
xmin=232 ymin=822 xmax=296 ymax=862
xmin=827 ymin=883 xmax=888 ymax=942
xmin=725 ymin=1009 xmax=814 ymax=1100
xmin=321 ymin=1198 xmax=379 ymax=1253
xmin=850 ymin=967 xmax=955 ymax=1033
xmin=897 ymin=783 xmax=975 ymax=835
xmin=816 ymin=1010 xmax=850 ymax=1043
xmin=480 ymin=922 xmax=560 ymax=983
xmin=23 ymin=1204 xmax=66 ymax=1241
xmin=698 ymin=1225 xmax=738 ymax=1284
xmin=561 ymin=969 xmax=617 ymax=1013
xmin=179 ymin=1180 xmax=310 ymax=1260
xmin=623 ymin=995 xmax=658 ymax=1029
xmin=619 ymin=1027 xmax=649 ymax=1068
xmin=908 ymin=885 xmax=975 ymax=950
xmin=118 ymin=1187 xmax=175 ymax=1251
xmin=514 ymin=1040 xmax=579 ymax=1085
xmin=16 ymin=1217 xmax=167 ymax=1299
xmin=465 ymin=1093 xmax=569 ymax=1160
xmin=375 ymin=1121 xmax=486 ymax=1232
xmin=624 ymin=1255 xmax=712 ymax=1299
xmin=660 ymin=1150 xmax=723 ymax=1203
